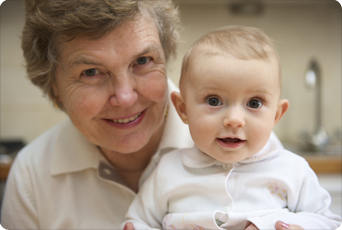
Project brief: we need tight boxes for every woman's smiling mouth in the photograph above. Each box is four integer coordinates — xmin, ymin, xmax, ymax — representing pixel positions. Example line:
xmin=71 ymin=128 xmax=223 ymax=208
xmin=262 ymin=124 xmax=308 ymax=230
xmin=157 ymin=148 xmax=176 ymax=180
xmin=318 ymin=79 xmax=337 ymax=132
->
xmin=103 ymin=110 xmax=146 ymax=129
xmin=113 ymin=112 xmax=142 ymax=124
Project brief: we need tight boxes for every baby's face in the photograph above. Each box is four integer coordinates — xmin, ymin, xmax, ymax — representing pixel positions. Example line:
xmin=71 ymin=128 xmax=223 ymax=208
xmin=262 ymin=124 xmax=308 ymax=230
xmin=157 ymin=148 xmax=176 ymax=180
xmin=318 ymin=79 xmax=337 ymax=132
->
xmin=182 ymin=53 xmax=282 ymax=163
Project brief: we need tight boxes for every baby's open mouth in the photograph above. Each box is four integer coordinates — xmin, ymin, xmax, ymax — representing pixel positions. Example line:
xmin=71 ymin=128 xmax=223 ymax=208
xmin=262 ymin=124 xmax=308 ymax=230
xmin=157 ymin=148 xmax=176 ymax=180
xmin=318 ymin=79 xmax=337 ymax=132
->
xmin=112 ymin=112 xmax=142 ymax=124
xmin=218 ymin=138 xmax=245 ymax=143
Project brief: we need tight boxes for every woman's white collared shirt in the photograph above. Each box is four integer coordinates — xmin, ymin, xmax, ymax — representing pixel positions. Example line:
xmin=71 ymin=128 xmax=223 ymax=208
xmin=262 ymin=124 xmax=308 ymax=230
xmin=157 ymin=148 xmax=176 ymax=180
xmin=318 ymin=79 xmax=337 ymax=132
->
xmin=1 ymin=79 xmax=194 ymax=229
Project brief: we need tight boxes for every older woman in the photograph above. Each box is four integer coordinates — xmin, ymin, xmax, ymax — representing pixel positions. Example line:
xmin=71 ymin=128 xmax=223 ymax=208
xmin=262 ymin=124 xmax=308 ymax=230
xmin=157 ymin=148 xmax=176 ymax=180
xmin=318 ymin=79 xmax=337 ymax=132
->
xmin=1 ymin=1 xmax=304 ymax=229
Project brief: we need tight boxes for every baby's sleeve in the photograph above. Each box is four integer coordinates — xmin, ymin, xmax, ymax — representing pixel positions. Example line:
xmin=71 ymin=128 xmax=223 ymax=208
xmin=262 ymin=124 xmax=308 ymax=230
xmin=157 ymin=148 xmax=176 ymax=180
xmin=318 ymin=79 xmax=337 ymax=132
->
xmin=122 ymin=166 xmax=168 ymax=230
xmin=247 ymin=159 xmax=341 ymax=230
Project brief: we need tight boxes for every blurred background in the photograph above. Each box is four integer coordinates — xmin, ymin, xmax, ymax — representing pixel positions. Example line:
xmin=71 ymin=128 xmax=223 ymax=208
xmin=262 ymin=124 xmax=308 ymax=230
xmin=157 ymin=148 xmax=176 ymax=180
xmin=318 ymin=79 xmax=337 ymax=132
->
xmin=0 ymin=0 xmax=341 ymax=216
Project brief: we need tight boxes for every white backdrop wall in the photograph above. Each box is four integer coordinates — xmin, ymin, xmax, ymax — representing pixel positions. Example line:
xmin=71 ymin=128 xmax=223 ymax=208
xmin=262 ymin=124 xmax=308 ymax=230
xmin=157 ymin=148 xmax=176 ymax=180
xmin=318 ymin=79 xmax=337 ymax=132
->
xmin=1 ymin=0 xmax=341 ymax=144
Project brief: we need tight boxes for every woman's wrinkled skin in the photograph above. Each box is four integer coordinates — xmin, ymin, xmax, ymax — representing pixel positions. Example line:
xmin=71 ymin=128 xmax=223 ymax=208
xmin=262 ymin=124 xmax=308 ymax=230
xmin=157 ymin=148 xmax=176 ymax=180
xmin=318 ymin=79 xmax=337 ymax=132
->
xmin=53 ymin=17 xmax=168 ymax=192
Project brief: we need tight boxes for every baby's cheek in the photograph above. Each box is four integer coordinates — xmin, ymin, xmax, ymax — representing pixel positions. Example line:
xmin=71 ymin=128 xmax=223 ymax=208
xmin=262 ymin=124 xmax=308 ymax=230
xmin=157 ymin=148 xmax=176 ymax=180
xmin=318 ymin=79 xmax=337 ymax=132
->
xmin=249 ymin=126 xmax=272 ymax=153
xmin=188 ymin=117 xmax=213 ymax=142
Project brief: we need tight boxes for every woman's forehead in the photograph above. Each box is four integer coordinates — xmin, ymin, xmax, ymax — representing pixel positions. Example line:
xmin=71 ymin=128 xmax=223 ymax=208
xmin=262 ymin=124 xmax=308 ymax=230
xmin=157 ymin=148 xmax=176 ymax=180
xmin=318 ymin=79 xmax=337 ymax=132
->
xmin=58 ymin=17 xmax=163 ymax=64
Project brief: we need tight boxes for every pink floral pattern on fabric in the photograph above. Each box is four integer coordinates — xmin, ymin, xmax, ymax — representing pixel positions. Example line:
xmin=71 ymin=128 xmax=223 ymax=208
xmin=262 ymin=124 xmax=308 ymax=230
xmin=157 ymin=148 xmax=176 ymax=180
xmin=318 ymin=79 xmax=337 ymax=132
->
xmin=163 ymin=214 xmax=177 ymax=230
xmin=193 ymin=225 xmax=205 ymax=230
xmin=268 ymin=182 xmax=287 ymax=200
xmin=163 ymin=214 xmax=206 ymax=230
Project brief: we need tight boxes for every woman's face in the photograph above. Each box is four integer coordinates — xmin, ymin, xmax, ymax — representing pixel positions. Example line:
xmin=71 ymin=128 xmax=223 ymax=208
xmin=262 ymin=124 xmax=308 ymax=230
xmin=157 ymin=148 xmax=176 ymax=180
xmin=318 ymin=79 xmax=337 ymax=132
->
xmin=53 ymin=17 xmax=168 ymax=155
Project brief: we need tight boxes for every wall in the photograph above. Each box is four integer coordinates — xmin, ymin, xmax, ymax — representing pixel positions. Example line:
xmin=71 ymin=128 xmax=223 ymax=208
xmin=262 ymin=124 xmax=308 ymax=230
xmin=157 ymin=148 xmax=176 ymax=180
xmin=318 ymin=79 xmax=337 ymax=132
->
xmin=170 ymin=0 xmax=342 ymax=144
xmin=0 ymin=0 xmax=341 ymax=144
xmin=1 ymin=0 xmax=68 ymax=144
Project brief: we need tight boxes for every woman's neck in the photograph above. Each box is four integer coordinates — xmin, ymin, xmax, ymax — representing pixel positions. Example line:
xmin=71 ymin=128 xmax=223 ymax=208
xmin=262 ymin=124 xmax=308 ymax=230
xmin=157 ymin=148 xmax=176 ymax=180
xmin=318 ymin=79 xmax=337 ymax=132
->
xmin=99 ymin=122 xmax=165 ymax=193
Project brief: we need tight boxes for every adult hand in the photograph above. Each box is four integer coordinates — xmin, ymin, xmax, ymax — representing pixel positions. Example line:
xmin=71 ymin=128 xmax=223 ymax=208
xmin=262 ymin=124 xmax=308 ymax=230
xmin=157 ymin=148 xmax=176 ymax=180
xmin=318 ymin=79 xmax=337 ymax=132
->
xmin=123 ymin=222 xmax=135 ymax=230
xmin=275 ymin=220 xmax=304 ymax=230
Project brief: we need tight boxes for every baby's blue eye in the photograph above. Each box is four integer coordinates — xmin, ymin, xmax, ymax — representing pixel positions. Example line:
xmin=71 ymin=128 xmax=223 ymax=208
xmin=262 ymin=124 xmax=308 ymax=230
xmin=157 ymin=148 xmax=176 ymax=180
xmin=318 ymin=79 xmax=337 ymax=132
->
xmin=247 ymin=99 xmax=262 ymax=109
xmin=207 ymin=97 xmax=222 ymax=106
xmin=84 ymin=68 xmax=98 ymax=76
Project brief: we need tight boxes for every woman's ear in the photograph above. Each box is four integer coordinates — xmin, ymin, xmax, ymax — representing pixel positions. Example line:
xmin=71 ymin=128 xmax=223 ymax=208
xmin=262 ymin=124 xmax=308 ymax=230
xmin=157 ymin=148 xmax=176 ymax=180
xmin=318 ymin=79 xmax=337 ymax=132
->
xmin=52 ymin=83 xmax=60 ymax=99
xmin=274 ymin=99 xmax=289 ymax=125
xmin=171 ymin=91 xmax=188 ymax=124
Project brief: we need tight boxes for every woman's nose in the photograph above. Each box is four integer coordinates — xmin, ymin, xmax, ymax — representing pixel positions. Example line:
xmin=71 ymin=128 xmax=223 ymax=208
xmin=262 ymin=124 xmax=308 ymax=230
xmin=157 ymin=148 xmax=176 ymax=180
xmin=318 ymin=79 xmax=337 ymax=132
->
xmin=109 ymin=75 xmax=138 ymax=107
xmin=223 ymin=107 xmax=245 ymax=128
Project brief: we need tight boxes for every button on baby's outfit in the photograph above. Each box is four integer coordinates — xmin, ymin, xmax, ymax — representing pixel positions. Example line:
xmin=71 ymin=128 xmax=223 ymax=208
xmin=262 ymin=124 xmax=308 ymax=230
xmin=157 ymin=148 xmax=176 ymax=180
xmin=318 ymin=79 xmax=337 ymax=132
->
xmin=222 ymin=206 xmax=231 ymax=212
xmin=221 ymin=163 xmax=232 ymax=170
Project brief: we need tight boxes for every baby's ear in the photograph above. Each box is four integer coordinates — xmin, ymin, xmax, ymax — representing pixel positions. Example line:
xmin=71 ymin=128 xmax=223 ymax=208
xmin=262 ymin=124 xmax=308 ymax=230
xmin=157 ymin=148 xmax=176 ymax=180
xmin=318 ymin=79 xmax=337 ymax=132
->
xmin=171 ymin=91 xmax=188 ymax=124
xmin=274 ymin=99 xmax=289 ymax=125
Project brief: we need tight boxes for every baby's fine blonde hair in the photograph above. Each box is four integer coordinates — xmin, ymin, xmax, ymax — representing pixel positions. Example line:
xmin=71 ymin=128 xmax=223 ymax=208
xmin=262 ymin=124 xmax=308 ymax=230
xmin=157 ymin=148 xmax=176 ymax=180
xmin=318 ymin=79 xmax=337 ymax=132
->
xmin=180 ymin=25 xmax=281 ymax=92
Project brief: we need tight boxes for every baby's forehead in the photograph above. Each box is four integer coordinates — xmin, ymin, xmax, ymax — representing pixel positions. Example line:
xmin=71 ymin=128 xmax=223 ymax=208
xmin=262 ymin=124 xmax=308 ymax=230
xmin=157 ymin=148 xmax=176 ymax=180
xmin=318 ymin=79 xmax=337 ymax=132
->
xmin=194 ymin=44 xmax=278 ymax=61
xmin=188 ymin=47 xmax=279 ymax=74
xmin=181 ymin=49 xmax=281 ymax=91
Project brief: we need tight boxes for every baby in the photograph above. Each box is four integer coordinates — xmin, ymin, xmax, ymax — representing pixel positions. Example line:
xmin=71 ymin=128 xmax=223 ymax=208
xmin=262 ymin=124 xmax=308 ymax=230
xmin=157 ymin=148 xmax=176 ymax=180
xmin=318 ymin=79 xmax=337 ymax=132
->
xmin=123 ymin=26 xmax=342 ymax=230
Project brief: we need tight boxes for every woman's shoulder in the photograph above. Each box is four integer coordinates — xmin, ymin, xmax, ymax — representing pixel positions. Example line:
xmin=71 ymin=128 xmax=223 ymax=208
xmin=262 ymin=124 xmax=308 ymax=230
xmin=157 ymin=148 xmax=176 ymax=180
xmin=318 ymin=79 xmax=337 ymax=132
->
xmin=13 ymin=119 xmax=72 ymax=168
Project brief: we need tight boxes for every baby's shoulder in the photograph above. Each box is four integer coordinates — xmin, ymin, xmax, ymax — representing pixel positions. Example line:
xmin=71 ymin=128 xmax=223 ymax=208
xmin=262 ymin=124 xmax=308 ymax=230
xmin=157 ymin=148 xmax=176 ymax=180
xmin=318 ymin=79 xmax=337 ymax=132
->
xmin=278 ymin=148 xmax=308 ymax=163
xmin=272 ymin=148 xmax=312 ymax=172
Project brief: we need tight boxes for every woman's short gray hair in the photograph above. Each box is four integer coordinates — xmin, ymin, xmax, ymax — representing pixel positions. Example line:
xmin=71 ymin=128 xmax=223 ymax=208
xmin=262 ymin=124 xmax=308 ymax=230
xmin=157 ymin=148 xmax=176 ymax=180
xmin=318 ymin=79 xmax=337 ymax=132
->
xmin=22 ymin=0 xmax=181 ymax=105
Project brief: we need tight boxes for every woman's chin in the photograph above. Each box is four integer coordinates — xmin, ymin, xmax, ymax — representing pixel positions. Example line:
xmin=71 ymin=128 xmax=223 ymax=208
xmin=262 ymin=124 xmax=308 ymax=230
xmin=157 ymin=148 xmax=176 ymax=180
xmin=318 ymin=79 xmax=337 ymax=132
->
xmin=101 ymin=134 xmax=151 ymax=155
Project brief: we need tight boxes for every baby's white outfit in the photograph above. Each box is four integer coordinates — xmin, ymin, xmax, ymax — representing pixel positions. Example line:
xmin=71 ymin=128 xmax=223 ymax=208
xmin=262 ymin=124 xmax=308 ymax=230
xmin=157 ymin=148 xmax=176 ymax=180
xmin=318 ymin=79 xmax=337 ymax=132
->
xmin=125 ymin=134 xmax=342 ymax=230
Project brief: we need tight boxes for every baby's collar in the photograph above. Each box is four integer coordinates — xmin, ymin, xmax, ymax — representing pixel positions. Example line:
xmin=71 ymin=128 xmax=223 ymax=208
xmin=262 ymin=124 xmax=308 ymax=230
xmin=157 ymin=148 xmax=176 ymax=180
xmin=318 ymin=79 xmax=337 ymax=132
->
xmin=182 ymin=134 xmax=282 ymax=168
xmin=181 ymin=146 xmax=217 ymax=168
xmin=238 ymin=136 xmax=280 ymax=164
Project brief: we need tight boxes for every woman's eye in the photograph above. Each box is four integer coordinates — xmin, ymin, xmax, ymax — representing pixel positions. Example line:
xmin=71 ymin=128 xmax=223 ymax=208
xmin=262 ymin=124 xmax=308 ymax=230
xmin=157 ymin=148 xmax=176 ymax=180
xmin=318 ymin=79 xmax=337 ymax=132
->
xmin=83 ymin=68 xmax=99 ymax=76
xmin=135 ymin=57 xmax=151 ymax=65
xmin=207 ymin=97 xmax=222 ymax=106
xmin=247 ymin=99 xmax=262 ymax=109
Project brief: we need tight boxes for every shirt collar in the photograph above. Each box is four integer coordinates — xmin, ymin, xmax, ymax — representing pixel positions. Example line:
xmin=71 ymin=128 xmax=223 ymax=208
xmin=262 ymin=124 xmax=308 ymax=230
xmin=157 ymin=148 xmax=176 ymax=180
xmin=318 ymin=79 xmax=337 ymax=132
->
xmin=51 ymin=79 xmax=194 ymax=176
xmin=182 ymin=132 xmax=283 ymax=169
xmin=50 ymin=119 xmax=104 ymax=176
xmin=238 ymin=132 xmax=282 ymax=164
xmin=182 ymin=146 xmax=217 ymax=168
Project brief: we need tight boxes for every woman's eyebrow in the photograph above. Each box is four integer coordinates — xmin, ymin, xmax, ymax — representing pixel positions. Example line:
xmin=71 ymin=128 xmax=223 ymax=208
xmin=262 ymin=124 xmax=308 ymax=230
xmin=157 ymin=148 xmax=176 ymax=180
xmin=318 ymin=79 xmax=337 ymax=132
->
xmin=68 ymin=44 xmax=163 ymax=68
xmin=68 ymin=56 xmax=103 ymax=68
xmin=136 ymin=43 xmax=163 ymax=58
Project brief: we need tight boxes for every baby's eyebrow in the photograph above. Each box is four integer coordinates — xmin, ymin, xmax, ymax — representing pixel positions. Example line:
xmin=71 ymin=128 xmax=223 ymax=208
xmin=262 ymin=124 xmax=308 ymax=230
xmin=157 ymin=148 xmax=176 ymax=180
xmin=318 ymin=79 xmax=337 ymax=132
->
xmin=252 ymin=89 xmax=273 ymax=96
